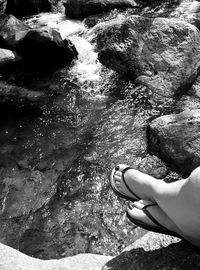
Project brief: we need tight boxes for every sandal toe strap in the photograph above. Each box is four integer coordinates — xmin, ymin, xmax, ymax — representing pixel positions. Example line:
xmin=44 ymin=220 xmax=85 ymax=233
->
xmin=142 ymin=204 xmax=168 ymax=230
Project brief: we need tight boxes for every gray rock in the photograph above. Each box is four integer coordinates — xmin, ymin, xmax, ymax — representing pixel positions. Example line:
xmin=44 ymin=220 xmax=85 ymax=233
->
xmin=0 ymin=168 xmax=59 ymax=248
xmin=170 ymin=0 xmax=200 ymax=30
xmin=1 ymin=232 xmax=199 ymax=270
xmin=96 ymin=15 xmax=200 ymax=102
xmin=0 ymin=14 xmax=78 ymax=69
xmin=148 ymin=109 xmax=200 ymax=175
xmin=1 ymin=170 xmax=58 ymax=218
xmin=0 ymin=14 xmax=30 ymax=49
xmin=103 ymin=232 xmax=200 ymax=269
xmin=0 ymin=48 xmax=21 ymax=67
xmin=64 ymin=0 xmax=137 ymax=19
xmin=17 ymin=27 xmax=78 ymax=69
xmin=0 ymin=243 xmax=112 ymax=270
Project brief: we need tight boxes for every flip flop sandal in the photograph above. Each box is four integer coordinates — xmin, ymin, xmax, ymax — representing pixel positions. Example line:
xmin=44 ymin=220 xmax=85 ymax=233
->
xmin=126 ymin=202 xmax=183 ymax=239
xmin=110 ymin=165 xmax=141 ymax=202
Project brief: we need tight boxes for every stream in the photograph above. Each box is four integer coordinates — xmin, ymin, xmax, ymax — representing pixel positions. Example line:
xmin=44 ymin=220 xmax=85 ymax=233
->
xmin=0 ymin=13 xmax=164 ymax=259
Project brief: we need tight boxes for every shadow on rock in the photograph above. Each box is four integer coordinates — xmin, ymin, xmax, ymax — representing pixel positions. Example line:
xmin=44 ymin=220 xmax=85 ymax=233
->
xmin=102 ymin=233 xmax=200 ymax=270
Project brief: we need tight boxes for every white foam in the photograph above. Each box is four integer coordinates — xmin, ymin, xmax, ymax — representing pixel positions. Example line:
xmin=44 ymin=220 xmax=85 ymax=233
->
xmin=26 ymin=13 xmax=103 ymax=95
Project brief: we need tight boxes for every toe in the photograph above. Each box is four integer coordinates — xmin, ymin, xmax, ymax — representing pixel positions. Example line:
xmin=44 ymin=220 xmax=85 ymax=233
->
xmin=132 ymin=200 xmax=145 ymax=209
xmin=127 ymin=205 xmax=146 ymax=220
xmin=114 ymin=175 xmax=122 ymax=182
xmin=114 ymin=171 xmax=122 ymax=178
xmin=115 ymin=164 xmax=129 ymax=172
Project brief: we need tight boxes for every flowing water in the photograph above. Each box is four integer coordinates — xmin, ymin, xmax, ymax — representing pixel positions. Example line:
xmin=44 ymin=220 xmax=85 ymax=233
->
xmin=0 ymin=13 xmax=162 ymax=259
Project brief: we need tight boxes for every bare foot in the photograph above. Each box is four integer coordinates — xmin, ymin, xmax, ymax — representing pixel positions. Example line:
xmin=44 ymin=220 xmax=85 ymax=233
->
xmin=127 ymin=200 xmax=183 ymax=236
xmin=112 ymin=164 xmax=163 ymax=202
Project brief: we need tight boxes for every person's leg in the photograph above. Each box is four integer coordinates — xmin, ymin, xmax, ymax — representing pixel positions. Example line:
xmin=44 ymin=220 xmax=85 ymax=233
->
xmin=113 ymin=164 xmax=200 ymax=246
xmin=153 ymin=167 xmax=200 ymax=246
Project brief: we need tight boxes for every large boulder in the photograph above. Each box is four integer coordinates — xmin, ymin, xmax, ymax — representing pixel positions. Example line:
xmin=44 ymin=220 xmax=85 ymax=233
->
xmin=64 ymin=0 xmax=137 ymax=19
xmin=5 ymin=0 xmax=52 ymax=18
xmin=96 ymin=15 xmax=200 ymax=102
xmin=148 ymin=109 xmax=200 ymax=176
xmin=0 ymin=14 xmax=78 ymax=69
xmin=103 ymin=232 xmax=200 ymax=269
xmin=0 ymin=243 xmax=112 ymax=270
xmin=16 ymin=27 xmax=78 ymax=69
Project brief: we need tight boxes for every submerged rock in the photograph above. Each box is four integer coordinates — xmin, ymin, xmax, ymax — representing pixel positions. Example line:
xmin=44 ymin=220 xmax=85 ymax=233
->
xmin=0 ymin=81 xmax=45 ymax=108
xmin=0 ymin=168 xmax=59 ymax=248
xmin=5 ymin=0 xmax=52 ymax=18
xmin=148 ymin=109 xmax=200 ymax=176
xmin=96 ymin=15 xmax=200 ymax=102
xmin=64 ymin=0 xmax=137 ymax=19
xmin=0 ymin=170 xmax=58 ymax=218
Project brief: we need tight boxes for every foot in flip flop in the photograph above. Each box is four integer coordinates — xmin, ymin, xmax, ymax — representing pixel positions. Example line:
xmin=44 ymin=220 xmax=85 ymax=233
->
xmin=126 ymin=200 xmax=183 ymax=238
xmin=110 ymin=164 xmax=158 ymax=202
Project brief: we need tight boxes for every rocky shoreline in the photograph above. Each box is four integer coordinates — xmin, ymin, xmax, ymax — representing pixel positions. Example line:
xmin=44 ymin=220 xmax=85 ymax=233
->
xmin=1 ymin=0 xmax=200 ymax=269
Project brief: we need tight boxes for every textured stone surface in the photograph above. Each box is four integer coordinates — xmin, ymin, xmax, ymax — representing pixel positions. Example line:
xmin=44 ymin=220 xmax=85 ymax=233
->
xmin=0 ymin=48 xmax=21 ymax=67
xmin=103 ymin=232 xmax=200 ymax=270
xmin=0 ymin=168 xmax=59 ymax=247
xmin=0 ymin=243 xmax=112 ymax=270
xmin=1 ymin=232 xmax=200 ymax=270
xmin=0 ymin=14 xmax=30 ymax=49
xmin=148 ymin=109 xmax=200 ymax=175
xmin=170 ymin=0 xmax=200 ymax=30
xmin=96 ymin=15 xmax=200 ymax=102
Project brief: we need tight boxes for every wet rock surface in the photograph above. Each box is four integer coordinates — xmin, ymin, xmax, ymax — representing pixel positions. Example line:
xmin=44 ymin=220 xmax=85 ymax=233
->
xmin=0 ymin=81 xmax=45 ymax=108
xmin=96 ymin=15 xmax=200 ymax=103
xmin=0 ymin=48 xmax=21 ymax=67
xmin=0 ymin=14 xmax=31 ymax=49
xmin=64 ymin=0 xmax=137 ymax=19
xmin=17 ymin=27 xmax=78 ymax=69
xmin=148 ymin=109 xmax=200 ymax=176
xmin=0 ymin=14 xmax=78 ymax=69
